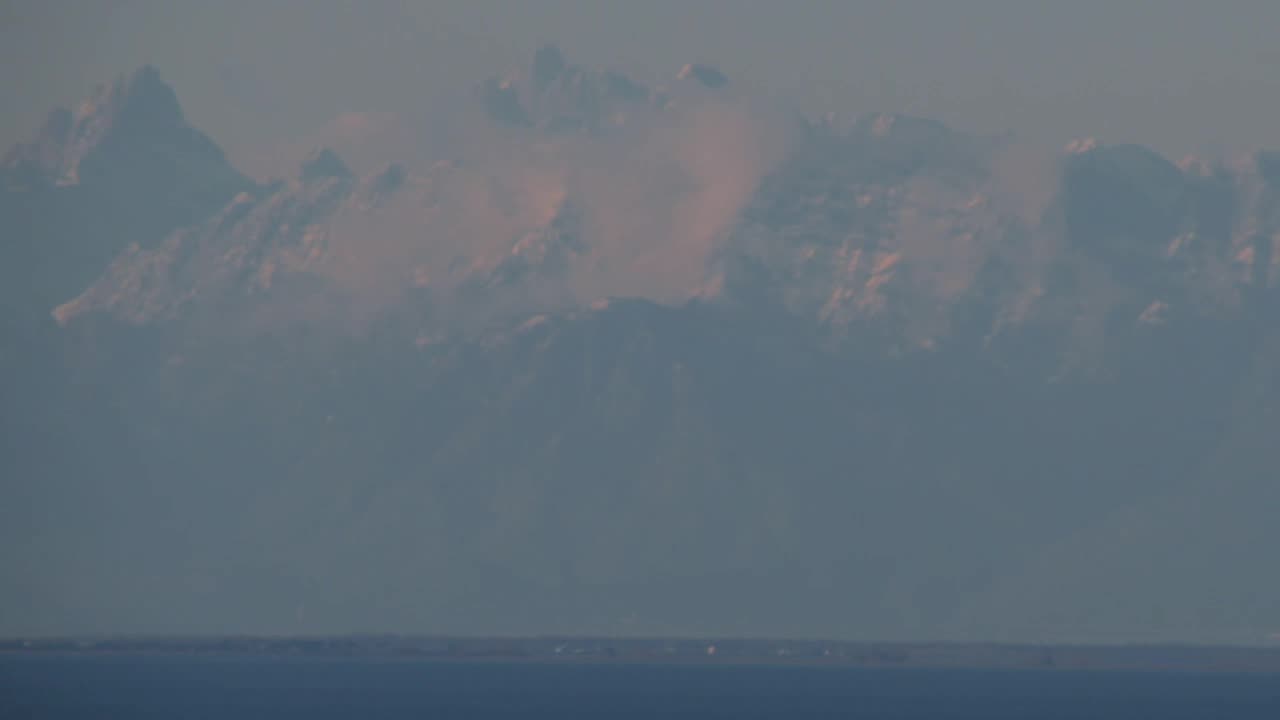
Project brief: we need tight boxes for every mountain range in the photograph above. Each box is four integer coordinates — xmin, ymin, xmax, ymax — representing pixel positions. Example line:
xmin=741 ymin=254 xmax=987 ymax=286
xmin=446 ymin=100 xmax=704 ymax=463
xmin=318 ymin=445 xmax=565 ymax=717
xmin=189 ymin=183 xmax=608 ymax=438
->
xmin=3 ymin=48 xmax=1279 ymax=644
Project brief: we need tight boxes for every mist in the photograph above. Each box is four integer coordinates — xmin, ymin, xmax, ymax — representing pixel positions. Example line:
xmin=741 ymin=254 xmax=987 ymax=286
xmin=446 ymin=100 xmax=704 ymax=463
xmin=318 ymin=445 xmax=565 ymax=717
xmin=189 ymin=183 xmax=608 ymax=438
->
xmin=6 ymin=1 xmax=1280 ymax=646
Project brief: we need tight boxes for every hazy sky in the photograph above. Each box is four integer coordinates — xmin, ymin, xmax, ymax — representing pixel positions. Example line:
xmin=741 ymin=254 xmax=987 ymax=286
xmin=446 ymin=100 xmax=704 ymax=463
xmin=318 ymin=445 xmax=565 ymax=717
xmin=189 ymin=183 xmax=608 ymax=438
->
xmin=4 ymin=1 xmax=1280 ymax=162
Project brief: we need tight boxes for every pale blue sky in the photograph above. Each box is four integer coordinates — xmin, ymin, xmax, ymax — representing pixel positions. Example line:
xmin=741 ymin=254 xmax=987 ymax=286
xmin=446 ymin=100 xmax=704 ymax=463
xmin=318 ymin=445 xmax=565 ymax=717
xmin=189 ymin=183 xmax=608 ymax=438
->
xmin=4 ymin=1 xmax=1280 ymax=159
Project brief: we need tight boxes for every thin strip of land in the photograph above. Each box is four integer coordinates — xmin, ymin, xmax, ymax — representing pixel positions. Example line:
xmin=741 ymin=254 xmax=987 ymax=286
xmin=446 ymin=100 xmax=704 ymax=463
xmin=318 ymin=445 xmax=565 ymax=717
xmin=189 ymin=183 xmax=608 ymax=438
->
xmin=5 ymin=636 xmax=1280 ymax=674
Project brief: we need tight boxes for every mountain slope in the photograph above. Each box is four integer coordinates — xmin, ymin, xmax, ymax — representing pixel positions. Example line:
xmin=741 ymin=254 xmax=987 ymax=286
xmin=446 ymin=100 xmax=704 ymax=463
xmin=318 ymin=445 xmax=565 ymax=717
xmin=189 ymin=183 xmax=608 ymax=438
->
xmin=3 ymin=54 xmax=1280 ymax=643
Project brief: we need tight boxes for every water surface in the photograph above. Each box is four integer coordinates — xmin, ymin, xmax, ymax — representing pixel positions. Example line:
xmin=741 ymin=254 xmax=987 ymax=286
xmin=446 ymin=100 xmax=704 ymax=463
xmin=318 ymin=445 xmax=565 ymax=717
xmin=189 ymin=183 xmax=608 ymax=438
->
xmin=3 ymin=655 xmax=1278 ymax=718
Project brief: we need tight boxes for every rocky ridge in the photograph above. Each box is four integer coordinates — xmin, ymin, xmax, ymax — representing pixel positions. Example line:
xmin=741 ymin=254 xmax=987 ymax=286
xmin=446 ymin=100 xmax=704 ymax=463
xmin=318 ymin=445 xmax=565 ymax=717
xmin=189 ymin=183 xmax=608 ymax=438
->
xmin=4 ymin=49 xmax=1280 ymax=644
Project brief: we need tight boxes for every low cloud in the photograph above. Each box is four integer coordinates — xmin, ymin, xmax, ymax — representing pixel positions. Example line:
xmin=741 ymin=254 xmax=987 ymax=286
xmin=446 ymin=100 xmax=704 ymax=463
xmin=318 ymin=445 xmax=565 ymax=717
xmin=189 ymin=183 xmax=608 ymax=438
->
xmin=304 ymin=91 xmax=786 ymax=322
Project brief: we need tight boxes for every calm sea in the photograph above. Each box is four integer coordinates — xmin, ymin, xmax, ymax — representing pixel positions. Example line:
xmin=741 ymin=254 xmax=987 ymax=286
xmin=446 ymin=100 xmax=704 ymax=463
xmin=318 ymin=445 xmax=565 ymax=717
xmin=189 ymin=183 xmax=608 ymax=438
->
xmin=3 ymin=655 xmax=1279 ymax=718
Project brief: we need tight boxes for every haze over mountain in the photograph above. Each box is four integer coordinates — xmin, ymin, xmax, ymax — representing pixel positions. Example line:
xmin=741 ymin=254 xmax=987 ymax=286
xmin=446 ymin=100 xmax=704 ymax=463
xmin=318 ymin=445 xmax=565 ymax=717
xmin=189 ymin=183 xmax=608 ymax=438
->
xmin=3 ymin=44 xmax=1280 ymax=645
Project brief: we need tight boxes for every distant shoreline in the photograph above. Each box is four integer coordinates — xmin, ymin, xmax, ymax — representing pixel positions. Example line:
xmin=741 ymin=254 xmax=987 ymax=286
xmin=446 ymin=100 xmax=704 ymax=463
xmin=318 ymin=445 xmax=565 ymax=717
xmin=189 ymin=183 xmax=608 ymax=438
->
xmin=5 ymin=636 xmax=1280 ymax=674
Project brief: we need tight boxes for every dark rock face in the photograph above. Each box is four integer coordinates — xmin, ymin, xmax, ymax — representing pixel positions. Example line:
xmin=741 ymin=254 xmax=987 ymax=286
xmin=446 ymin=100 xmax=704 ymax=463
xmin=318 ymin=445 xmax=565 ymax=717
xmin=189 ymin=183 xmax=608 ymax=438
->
xmin=5 ymin=59 xmax=1280 ymax=644
xmin=1059 ymin=144 xmax=1188 ymax=269
xmin=480 ymin=77 xmax=533 ymax=128
xmin=361 ymin=162 xmax=407 ymax=207
xmin=299 ymin=148 xmax=354 ymax=182
xmin=16 ymin=65 xmax=244 ymax=200
xmin=532 ymin=44 xmax=567 ymax=92
xmin=677 ymin=63 xmax=729 ymax=89
xmin=1 ymin=66 xmax=251 ymax=317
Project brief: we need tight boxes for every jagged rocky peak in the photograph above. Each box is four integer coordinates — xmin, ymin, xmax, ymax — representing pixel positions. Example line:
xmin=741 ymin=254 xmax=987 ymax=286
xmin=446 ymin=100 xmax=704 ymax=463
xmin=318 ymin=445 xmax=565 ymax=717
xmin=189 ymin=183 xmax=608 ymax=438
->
xmin=369 ymin=162 xmax=406 ymax=193
xmin=299 ymin=147 xmax=354 ymax=182
xmin=1060 ymin=140 xmax=1185 ymax=189
xmin=2 ymin=64 xmax=248 ymax=198
xmin=852 ymin=112 xmax=951 ymax=141
xmin=676 ymin=63 xmax=728 ymax=89
xmin=53 ymin=158 xmax=363 ymax=328
xmin=532 ymin=44 xmax=567 ymax=92
xmin=1056 ymin=141 xmax=1191 ymax=263
xmin=58 ymin=65 xmax=190 ymax=179
xmin=94 ymin=64 xmax=187 ymax=133
xmin=847 ymin=113 xmax=1001 ymax=169
xmin=353 ymin=162 xmax=409 ymax=209
xmin=481 ymin=44 xmax=652 ymax=132
xmin=480 ymin=77 xmax=531 ymax=128
xmin=774 ymin=111 xmax=998 ymax=186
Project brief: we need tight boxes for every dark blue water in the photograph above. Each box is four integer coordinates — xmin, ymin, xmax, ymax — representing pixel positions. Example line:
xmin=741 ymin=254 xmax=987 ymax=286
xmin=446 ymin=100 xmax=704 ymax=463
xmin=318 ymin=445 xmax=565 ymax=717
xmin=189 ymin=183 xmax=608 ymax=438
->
xmin=3 ymin=655 xmax=1279 ymax=718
